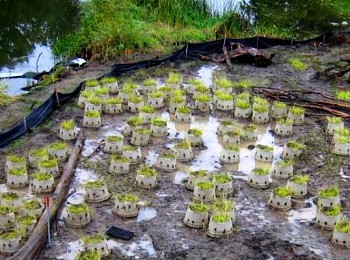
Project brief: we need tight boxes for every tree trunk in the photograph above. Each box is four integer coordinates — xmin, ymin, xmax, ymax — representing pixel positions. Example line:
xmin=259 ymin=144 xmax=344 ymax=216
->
xmin=9 ymin=130 xmax=85 ymax=260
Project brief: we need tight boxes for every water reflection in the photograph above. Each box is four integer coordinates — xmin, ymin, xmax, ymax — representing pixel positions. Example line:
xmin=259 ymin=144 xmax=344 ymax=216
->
xmin=0 ymin=0 xmax=80 ymax=69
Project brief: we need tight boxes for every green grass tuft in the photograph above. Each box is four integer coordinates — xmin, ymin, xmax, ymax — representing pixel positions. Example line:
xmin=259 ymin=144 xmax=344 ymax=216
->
xmin=290 ymin=175 xmax=309 ymax=185
xmin=253 ymin=168 xmax=269 ymax=175
xmin=1 ymin=192 xmax=20 ymax=201
xmin=24 ymin=199 xmax=41 ymax=210
xmin=60 ymin=119 xmax=75 ymax=130
xmin=273 ymin=186 xmax=291 ymax=197
xmin=38 ymin=159 xmax=58 ymax=168
xmin=236 ymin=99 xmax=250 ymax=109
xmin=288 ymin=58 xmax=308 ymax=70
xmin=286 ymin=140 xmax=305 ymax=150
xmin=195 ymin=94 xmax=211 ymax=103
xmin=127 ymin=116 xmax=143 ymax=126
xmin=326 ymin=116 xmax=343 ymax=124
xmin=289 ymin=106 xmax=305 ymax=115
xmin=177 ymin=106 xmax=191 ymax=114
xmin=85 ymin=110 xmax=100 ymax=118
xmin=214 ymin=173 xmax=232 ymax=184
xmin=34 ymin=172 xmax=53 ymax=182
xmin=257 ymin=144 xmax=273 ymax=152
xmin=319 ymin=185 xmax=340 ymax=198
xmin=111 ymin=154 xmax=130 ymax=163
xmin=0 ymin=205 xmax=14 ymax=215
xmin=6 ymin=155 xmax=26 ymax=163
xmin=189 ymin=203 xmax=209 ymax=213
xmin=101 ymin=77 xmax=117 ymax=84
xmin=176 ymin=139 xmax=191 ymax=149
xmin=68 ymin=203 xmax=90 ymax=214
xmin=190 ymin=170 xmax=208 ymax=177
xmin=85 ymin=80 xmax=99 ymax=88
xmin=137 ymin=167 xmax=157 ymax=177
xmin=335 ymin=216 xmax=350 ymax=233
xmin=82 ymin=234 xmax=106 ymax=245
xmin=49 ymin=142 xmax=67 ymax=151
xmin=196 ymin=181 xmax=214 ymax=190
xmin=8 ymin=168 xmax=27 ymax=176
xmin=212 ymin=213 xmax=231 ymax=223
xmin=143 ymin=78 xmax=157 ymax=87
xmin=320 ymin=205 xmax=341 ymax=217
xmin=83 ymin=180 xmax=105 ymax=189
xmin=117 ymin=194 xmax=139 ymax=202
xmin=336 ymin=90 xmax=350 ymax=101
xmin=107 ymin=135 xmax=123 ymax=142
xmin=188 ymin=128 xmax=202 ymax=137
xmin=151 ymin=118 xmax=167 ymax=127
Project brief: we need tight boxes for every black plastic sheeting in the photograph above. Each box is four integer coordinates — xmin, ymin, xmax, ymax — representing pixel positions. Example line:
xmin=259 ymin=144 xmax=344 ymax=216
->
xmin=0 ymin=32 xmax=335 ymax=148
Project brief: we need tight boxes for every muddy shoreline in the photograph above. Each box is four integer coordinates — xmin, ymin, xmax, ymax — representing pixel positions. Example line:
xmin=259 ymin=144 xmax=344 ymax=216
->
xmin=1 ymin=43 xmax=350 ymax=259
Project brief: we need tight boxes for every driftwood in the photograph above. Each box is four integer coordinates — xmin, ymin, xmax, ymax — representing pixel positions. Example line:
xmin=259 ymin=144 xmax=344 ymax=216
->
xmin=252 ymin=87 xmax=350 ymax=118
xmin=223 ymin=45 xmax=233 ymax=70
xmin=199 ymin=42 xmax=274 ymax=67
xmin=9 ymin=130 xmax=85 ymax=260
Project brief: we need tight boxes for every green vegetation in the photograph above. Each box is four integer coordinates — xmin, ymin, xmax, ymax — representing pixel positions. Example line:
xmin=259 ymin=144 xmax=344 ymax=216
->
xmin=0 ymin=82 xmax=16 ymax=107
xmin=172 ymin=89 xmax=185 ymax=96
xmin=319 ymin=185 xmax=340 ymax=198
xmin=273 ymin=101 xmax=287 ymax=110
xmin=122 ymin=145 xmax=138 ymax=151
xmin=137 ymin=167 xmax=157 ymax=177
xmin=288 ymin=58 xmax=308 ymax=70
xmin=195 ymin=84 xmax=209 ymax=94
xmin=196 ymin=181 xmax=214 ymax=190
xmin=34 ymin=172 xmax=53 ymax=181
xmin=335 ymin=216 xmax=350 ymax=233
xmin=236 ymin=91 xmax=250 ymax=100
xmin=221 ymin=120 xmax=237 ymax=127
xmin=83 ymin=180 xmax=105 ymax=189
xmin=216 ymin=91 xmax=233 ymax=101
xmin=87 ymin=96 xmax=103 ymax=105
xmin=30 ymin=148 xmax=48 ymax=158
xmin=0 ymin=230 xmax=20 ymax=240
xmin=38 ymin=159 xmax=58 ymax=168
xmin=253 ymin=168 xmax=269 ymax=175
xmin=82 ymin=234 xmax=106 ymax=245
xmin=18 ymin=215 xmax=36 ymax=226
xmin=188 ymin=128 xmax=202 ymax=137
xmin=277 ymin=118 xmax=293 ymax=125
xmin=286 ymin=140 xmax=305 ymax=150
xmin=106 ymin=97 xmax=122 ymax=105
xmin=234 ymin=79 xmax=253 ymax=89
xmin=81 ymin=90 xmax=94 ymax=98
xmin=236 ymin=99 xmax=251 ymax=109
xmin=49 ymin=142 xmax=67 ymax=151
xmin=60 ymin=119 xmax=75 ymax=130
xmin=24 ymin=199 xmax=41 ymax=210
xmin=335 ymin=136 xmax=349 ymax=144
xmin=117 ymin=194 xmax=139 ymax=202
xmin=177 ymin=106 xmax=191 ymax=114
xmin=336 ymin=90 xmax=350 ymax=101
xmin=243 ymin=124 xmax=256 ymax=132
xmin=158 ymin=85 xmax=172 ymax=94
xmin=85 ymin=110 xmax=101 ymax=118
xmin=101 ymin=77 xmax=117 ymax=84
xmin=140 ymin=105 xmax=155 ymax=113
xmin=143 ymin=78 xmax=157 ymax=87
xmin=170 ymin=95 xmax=185 ymax=104
xmin=189 ymin=203 xmax=209 ymax=213
xmin=93 ymin=87 xmax=109 ymax=95
xmin=224 ymin=144 xmax=240 ymax=152
xmin=253 ymin=96 xmax=268 ymax=106
xmin=334 ymin=128 xmax=350 ymax=137
xmin=214 ymin=173 xmax=232 ymax=183
xmin=151 ymin=118 xmax=167 ymax=127
xmin=107 ymin=135 xmax=123 ymax=142
xmin=176 ymin=139 xmax=191 ymax=149
xmin=273 ymin=186 xmax=291 ymax=197
xmin=212 ymin=213 xmax=231 ymax=223
xmin=127 ymin=116 xmax=143 ymax=126
xmin=226 ymin=128 xmax=241 ymax=137
xmin=160 ymin=152 xmax=176 ymax=159
xmin=290 ymin=175 xmax=309 ymax=185
xmin=190 ymin=170 xmax=208 ymax=177
xmin=124 ymin=82 xmax=138 ymax=90
xmin=85 ymin=80 xmax=99 ymax=88
xmin=8 ymin=168 xmax=27 ymax=176
xmin=0 ymin=205 xmax=14 ymax=215
xmin=111 ymin=154 xmax=130 ymax=163
xmin=188 ymin=78 xmax=204 ymax=86
xmin=320 ymin=205 xmax=342 ymax=217
xmin=68 ymin=203 xmax=90 ymax=214
xmin=134 ymin=127 xmax=151 ymax=134
xmin=76 ymin=250 xmax=101 ymax=260
xmin=257 ymin=144 xmax=273 ymax=152
xmin=1 ymin=192 xmax=20 ymax=201
xmin=166 ymin=72 xmax=182 ymax=85
xmin=6 ymin=155 xmax=26 ymax=163
xmin=289 ymin=106 xmax=305 ymax=115
xmin=129 ymin=95 xmax=143 ymax=104
xmin=277 ymin=159 xmax=293 ymax=167
xmin=149 ymin=91 xmax=164 ymax=99
xmin=215 ymin=77 xmax=233 ymax=89
xmin=326 ymin=116 xmax=343 ymax=124
xmin=253 ymin=104 xmax=268 ymax=113
xmin=119 ymin=87 xmax=134 ymax=94
xmin=213 ymin=199 xmax=234 ymax=212
xmin=195 ymin=94 xmax=211 ymax=103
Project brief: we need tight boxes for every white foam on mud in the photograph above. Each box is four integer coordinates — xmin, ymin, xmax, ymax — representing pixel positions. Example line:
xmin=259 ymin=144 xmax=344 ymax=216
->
xmin=197 ymin=65 xmax=218 ymax=87
xmin=173 ymin=171 xmax=188 ymax=184
xmin=137 ymin=207 xmax=157 ymax=222
xmin=288 ymin=197 xmax=317 ymax=223
xmin=145 ymin=150 xmax=158 ymax=166
xmin=339 ymin=168 xmax=350 ymax=179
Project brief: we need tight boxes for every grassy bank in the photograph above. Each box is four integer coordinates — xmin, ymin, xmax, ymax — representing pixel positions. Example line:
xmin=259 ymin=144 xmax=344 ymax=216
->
xmin=54 ymin=0 xmax=350 ymax=61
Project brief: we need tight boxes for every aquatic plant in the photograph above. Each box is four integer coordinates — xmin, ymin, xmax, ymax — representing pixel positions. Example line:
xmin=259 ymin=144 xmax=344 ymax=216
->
xmin=212 ymin=213 xmax=231 ymax=223
xmin=85 ymin=110 xmax=100 ymax=118
xmin=116 ymin=194 xmax=139 ymax=202
xmin=320 ymin=205 xmax=342 ymax=217
xmin=273 ymin=186 xmax=291 ymax=197
xmin=177 ymin=106 xmax=191 ymax=114
xmin=93 ymin=87 xmax=109 ymax=95
xmin=106 ymin=135 xmax=123 ymax=142
xmin=290 ymin=175 xmax=309 ymax=185
xmin=289 ymin=106 xmax=305 ymax=115
xmin=111 ymin=154 xmax=130 ymax=163
xmin=23 ymin=199 xmax=41 ymax=210
xmin=214 ymin=173 xmax=232 ymax=184
xmin=85 ymin=79 xmax=99 ymax=88
xmin=253 ymin=168 xmax=269 ymax=175
xmin=151 ymin=118 xmax=167 ymax=127
xmin=215 ymin=77 xmax=233 ymax=89
xmin=60 ymin=119 xmax=75 ymax=130
xmin=215 ymin=91 xmax=233 ymax=101
xmin=127 ymin=116 xmax=143 ymax=126
xmin=140 ymin=105 xmax=155 ymax=113
xmin=149 ymin=91 xmax=164 ymax=98
xmin=101 ymin=77 xmax=117 ymax=84
xmin=277 ymin=118 xmax=293 ymax=125
xmin=326 ymin=116 xmax=343 ymax=124
xmin=319 ymin=185 xmax=340 ymax=198
xmin=335 ymin=216 xmax=350 ymax=233
xmin=87 ymin=96 xmax=103 ymax=105
xmin=83 ymin=180 xmax=105 ymax=189
xmin=234 ymin=79 xmax=253 ymax=89
xmin=288 ymin=58 xmax=308 ymax=70
xmin=166 ymin=72 xmax=182 ymax=84
xmin=8 ymin=168 xmax=27 ymax=176
xmin=34 ymin=172 xmax=53 ymax=181
xmin=286 ymin=140 xmax=305 ymax=150
xmin=67 ymin=203 xmax=90 ymax=214
xmin=49 ymin=142 xmax=67 ymax=151
xmin=195 ymin=94 xmax=211 ymax=103
xmin=143 ymin=78 xmax=157 ymax=87
xmin=189 ymin=203 xmax=209 ymax=213
xmin=176 ymin=139 xmax=191 ymax=149
xmin=188 ymin=128 xmax=202 ymax=137
xmin=38 ymin=159 xmax=58 ymax=168
xmin=196 ymin=181 xmax=214 ymax=190
xmin=137 ymin=167 xmax=157 ymax=177
xmin=236 ymin=99 xmax=250 ymax=109
xmin=129 ymin=95 xmax=143 ymax=103
xmin=106 ymin=97 xmax=122 ymax=104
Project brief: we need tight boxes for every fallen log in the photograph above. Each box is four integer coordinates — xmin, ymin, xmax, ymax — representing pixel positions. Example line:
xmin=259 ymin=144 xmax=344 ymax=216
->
xmin=9 ymin=130 xmax=85 ymax=260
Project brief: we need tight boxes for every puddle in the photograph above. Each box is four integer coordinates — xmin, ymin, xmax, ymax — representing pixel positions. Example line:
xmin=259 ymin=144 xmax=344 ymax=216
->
xmin=57 ymin=240 xmax=83 ymax=260
xmin=74 ymin=168 xmax=99 ymax=184
xmin=288 ymin=197 xmax=317 ymax=223
xmin=82 ymin=139 xmax=102 ymax=157
xmin=145 ymin=150 xmax=158 ymax=166
xmin=196 ymin=65 xmax=218 ymax=87
xmin=137 ymin=207 xmax=157 ymax=222
xmin=107 ymin=234 xmax=157 ymax=259
xmin=172 ymin=171 xmax=188 ymax=184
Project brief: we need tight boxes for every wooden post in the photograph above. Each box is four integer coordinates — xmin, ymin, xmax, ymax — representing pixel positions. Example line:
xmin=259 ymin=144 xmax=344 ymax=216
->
xmin=23 ymin=116 xmax=27 ymax=133
xmin=185 ymin=43 xmax=189 ymax=60
xmin=9 ymin=130 xmax=84 ymax=260
xmin=54 ymin=88 xmax=60 ymax=107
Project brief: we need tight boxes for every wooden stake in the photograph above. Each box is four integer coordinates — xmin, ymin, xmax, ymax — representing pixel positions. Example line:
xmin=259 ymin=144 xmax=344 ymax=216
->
xmin=54 ymin=88 xmax=60 ymax=107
